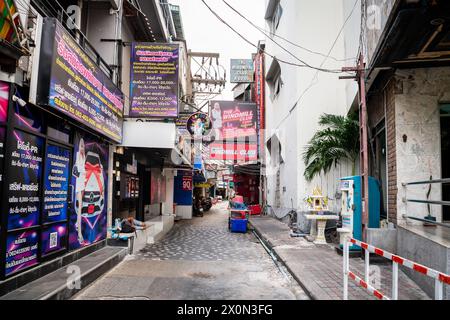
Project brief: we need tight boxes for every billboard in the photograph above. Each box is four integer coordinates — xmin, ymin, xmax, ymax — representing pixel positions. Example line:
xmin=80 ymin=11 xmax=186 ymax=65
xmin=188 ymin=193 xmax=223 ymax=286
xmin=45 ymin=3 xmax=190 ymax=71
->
xmin=130 ymin=43 xmax=179 ymax=118
xmin=230 ymin=59 xmax=254 ymax=83
xmin=209 ymin=142 xmax=258 ymax=161
xmin=69 ymin=131 xmax=109 ymax=250
xmin=36 ymin=18 xmax=124 ymax=143
xmin=209 ymin=101 xmax=258 ymax=140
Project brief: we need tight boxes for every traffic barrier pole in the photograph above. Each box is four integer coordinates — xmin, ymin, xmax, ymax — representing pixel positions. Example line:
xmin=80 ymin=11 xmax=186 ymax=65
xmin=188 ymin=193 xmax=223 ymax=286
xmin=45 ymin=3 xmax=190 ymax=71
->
xmin=343 ymin=237 xmax=349 ymax=300
xmin=392 ymin=261 xmax=399 ymax=300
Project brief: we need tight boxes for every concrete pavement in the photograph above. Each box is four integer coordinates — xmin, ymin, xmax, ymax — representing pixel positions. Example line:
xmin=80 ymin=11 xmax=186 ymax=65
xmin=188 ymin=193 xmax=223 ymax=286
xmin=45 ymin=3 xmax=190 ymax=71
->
xmin=73 ymin=202 xmax=308 ymax=300
xmin=250 ymin=215 xmax=430 ymax=300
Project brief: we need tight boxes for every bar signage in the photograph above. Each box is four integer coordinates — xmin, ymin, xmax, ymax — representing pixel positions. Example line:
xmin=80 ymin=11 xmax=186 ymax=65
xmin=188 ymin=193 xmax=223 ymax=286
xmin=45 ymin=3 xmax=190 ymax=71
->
xmin=36 ymin=18 xmax=124 ymax=143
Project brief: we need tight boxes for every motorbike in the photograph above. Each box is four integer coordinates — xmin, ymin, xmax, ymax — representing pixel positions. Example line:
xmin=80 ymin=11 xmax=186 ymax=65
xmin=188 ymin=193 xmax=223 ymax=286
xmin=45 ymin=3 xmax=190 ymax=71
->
xmin=201 ymin=197 xmax=212 ymax=212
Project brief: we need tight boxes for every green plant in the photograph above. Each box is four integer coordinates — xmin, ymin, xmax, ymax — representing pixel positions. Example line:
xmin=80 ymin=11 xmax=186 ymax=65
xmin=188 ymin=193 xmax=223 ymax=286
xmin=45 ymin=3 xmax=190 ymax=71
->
xmin=303 ymin=113 xmax=359 ymax=182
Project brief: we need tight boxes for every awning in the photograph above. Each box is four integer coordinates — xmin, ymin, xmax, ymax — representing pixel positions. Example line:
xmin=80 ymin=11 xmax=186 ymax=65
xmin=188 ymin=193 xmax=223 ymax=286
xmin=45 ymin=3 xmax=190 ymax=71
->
xmin=369 ymin=1 xmax=450 ymax=70
xmin=121 ymin=121 xmax=176 ymax=149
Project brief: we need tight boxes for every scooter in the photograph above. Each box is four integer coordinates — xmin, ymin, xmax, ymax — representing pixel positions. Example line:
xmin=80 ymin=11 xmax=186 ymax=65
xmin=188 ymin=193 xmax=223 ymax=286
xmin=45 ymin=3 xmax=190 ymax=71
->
xmin=201 ymin=197 xmax=212 ymax=212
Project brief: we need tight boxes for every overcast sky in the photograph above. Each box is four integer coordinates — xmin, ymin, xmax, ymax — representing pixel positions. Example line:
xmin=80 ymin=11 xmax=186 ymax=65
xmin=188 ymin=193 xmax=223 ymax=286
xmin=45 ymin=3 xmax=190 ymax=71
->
xmin=169 ymin=0 xmax=266 ymax=101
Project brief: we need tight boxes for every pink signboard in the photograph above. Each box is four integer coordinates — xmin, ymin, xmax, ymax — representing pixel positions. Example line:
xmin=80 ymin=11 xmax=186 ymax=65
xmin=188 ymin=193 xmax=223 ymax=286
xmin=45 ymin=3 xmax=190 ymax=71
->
xmin=0 ymin=80 xmax=9 ymax=122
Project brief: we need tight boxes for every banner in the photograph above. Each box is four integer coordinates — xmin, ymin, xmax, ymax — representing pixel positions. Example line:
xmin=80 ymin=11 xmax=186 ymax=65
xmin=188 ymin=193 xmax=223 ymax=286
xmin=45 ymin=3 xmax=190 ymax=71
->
xmin=36 ymin=18 xmax=124 ymax=143
xmin=43 ymin=145 xmax=71 ymax=224
xmin=130 ymin=42 xmax=179 ymax=118
xmin=5 ymin=230 xmax=38 ymax=276
xmin=7 ymin=130 xmax=44 ymax=230
xmin=69 ymin=132 xmax=108 ymax=250
xmin=208 ymin=142 xmax=258 ymax=161
xmin=209 ymin=101 xmax=258 ymax=140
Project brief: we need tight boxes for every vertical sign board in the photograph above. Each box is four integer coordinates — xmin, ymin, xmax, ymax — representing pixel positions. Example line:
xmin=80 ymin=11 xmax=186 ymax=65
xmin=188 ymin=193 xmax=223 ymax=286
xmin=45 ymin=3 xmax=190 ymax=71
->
xmin=5 ymin=130 xmax=44 ymax=276
xmin=0 ymin=80 xmax=8 ymax=122
xmin=174 ymin=171 xmax=193 ymax=206
xmin=253 ymin=53 xmax=265 ymax=158
xmin=35 ymin=18 xmax=124 ymax=143
xmin=7 ymin=130 xmax=44 ymax=231
xmin=43 ymin=145 xmax=70 ymax=224
xmin=0 ymin=80 xmax=9 ymax=185
xmin=69 ymin=132 xmax=109 ymax=250
xmin=41 ymin=145 xmax=71 ymax=256
xmin=130 ymin=43 xmax=179 ymax=118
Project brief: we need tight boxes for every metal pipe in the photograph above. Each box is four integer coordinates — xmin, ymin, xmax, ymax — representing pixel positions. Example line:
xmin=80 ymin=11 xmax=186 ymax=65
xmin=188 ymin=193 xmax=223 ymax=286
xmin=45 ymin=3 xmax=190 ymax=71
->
xmin=392 ymin=262 xmax=399 ymax=300
xmin=403 ymin=215 xmax=450 ymax=228
xmin=343 ymin=238 xmax=349 ymax=300
xmin=403 ymin=178 xmax=450 ymax=186
xmin=435 ymin=278 xmax=443 ymax=300
xmin=364 ymin=249 xmax=370 ymax=284
xmin=405 ymin=199 xmax=450 ymax=207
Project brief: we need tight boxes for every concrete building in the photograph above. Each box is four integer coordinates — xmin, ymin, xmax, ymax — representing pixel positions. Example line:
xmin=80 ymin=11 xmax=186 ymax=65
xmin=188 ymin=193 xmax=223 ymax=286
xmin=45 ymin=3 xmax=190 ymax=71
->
xmin=358 ymin=0 xmax=450 ymax=299
xmin=0 ymin=0 xmax=194 ymax=294
xmin=263 ymin=0 xmax=359 ymax=220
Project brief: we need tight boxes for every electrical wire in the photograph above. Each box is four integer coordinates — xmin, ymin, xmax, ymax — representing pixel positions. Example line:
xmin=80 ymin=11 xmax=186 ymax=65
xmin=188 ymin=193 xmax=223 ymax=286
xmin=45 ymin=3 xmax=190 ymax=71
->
xmin=201 ymin=0 xmax=344 ymax=74
xmin=222 ymin=0 xmax=355 ymax=64
xmin=275 ymin=0 xmax=360 ymax=130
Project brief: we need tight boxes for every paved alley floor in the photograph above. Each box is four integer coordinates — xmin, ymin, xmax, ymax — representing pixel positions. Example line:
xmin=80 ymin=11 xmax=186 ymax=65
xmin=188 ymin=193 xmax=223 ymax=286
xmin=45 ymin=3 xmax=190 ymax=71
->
xmin=250 ymin=216 xmax=431 ymax=300
xmin=74 ymin=202 xmax=308 ymax=300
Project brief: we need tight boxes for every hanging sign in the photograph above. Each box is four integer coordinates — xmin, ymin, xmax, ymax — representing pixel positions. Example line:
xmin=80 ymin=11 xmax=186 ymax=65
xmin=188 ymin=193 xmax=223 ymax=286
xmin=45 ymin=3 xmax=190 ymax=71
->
xmin=186 ymin=112 xmax=211 ymax=137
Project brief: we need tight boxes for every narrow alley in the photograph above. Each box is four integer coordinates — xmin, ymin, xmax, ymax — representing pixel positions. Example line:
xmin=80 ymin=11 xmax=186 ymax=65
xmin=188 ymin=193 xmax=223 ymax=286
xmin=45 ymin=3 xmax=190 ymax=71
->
xmin=73 ymin=202 xmax=308 ymax=300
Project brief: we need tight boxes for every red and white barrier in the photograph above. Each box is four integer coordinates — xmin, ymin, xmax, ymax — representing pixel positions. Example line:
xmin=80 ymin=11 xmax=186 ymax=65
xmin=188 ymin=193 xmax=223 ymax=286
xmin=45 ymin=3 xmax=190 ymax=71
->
xmin=343 ymin=237 xmax=449 ymax=300
xmin=348 ymin=271 xmax=389 ymax=300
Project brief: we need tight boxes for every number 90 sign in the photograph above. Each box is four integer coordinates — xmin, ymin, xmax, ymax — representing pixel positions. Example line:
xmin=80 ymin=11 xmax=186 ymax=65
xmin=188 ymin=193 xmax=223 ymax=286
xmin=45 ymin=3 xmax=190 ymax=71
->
xmin=182 ymin=176 xmax=192 ymax=191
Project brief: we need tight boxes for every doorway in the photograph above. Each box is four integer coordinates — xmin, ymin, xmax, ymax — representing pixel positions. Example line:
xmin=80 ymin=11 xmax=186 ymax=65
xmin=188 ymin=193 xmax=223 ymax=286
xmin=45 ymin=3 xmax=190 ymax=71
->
xmin=440 ymin=104 xmax=450 ymax=222
xmin=371 ymin=120 xmax=388 ymax=221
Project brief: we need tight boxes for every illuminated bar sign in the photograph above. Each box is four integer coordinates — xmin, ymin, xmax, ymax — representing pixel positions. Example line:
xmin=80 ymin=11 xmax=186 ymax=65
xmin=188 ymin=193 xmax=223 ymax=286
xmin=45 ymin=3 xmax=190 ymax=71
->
xmin=130 ymin=42 xmax=179 ymax=118
xmin=35 ymin=18 xmax=124 ymax=143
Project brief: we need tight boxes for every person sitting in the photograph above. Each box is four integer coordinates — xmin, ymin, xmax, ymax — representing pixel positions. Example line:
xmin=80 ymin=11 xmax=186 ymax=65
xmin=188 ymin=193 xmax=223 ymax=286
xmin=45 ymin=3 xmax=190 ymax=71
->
xmin=124 ymin=217 xmax=148 ymax=231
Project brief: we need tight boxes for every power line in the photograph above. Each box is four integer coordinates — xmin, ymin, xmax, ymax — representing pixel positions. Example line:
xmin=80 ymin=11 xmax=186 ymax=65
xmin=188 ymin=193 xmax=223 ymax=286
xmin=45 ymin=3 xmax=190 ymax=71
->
xmin=275 ymin=0 xmax=360 ymax=130
xmin=201 ymin=0 xmax=344 ymax=74
xmin=222 ymin=0 xmax=355 ymax=64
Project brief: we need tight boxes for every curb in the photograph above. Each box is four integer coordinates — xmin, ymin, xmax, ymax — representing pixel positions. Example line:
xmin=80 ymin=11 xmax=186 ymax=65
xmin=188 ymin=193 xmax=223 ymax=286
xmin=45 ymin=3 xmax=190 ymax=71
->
xmin=249 ymin=220 xmax=317 ymax=300
xmin=42 ymin=248 xmax=128 ymax=300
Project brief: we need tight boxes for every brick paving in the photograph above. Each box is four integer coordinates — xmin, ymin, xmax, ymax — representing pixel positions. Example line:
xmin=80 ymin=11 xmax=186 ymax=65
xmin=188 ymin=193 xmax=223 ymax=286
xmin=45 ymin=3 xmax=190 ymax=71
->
xmin=250 ymin=216 xmax=430 ymax=300
xmin=75 ymin=203 xmax=309 ymax=300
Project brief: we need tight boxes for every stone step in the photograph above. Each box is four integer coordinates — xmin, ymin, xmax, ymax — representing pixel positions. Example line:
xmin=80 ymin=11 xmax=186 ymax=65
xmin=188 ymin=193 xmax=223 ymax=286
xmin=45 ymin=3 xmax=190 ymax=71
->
xmin=0 ymin=246 xmax=128 ymax=300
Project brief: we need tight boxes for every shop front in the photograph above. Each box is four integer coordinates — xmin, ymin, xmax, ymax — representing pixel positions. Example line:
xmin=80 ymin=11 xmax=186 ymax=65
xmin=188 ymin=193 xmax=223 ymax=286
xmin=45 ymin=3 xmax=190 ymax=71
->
xmin=0 ymin=17 xmax=124 ymax=280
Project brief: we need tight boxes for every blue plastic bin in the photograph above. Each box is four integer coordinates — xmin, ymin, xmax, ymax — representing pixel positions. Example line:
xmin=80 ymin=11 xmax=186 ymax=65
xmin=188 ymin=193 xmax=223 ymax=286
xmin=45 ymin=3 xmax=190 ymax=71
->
xmin=230 ymin=218 xmax=248 ymax=233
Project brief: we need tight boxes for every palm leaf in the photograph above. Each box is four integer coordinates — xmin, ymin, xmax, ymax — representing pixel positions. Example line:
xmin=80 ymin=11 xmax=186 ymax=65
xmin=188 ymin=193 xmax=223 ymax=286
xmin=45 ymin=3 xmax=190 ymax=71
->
xmin=303 ymin=113 xmax=360 ymax=181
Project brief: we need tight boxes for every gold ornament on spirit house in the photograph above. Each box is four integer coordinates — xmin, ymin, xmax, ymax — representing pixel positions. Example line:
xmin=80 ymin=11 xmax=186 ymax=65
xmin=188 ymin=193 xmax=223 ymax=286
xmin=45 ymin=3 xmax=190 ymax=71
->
xmin=305 ymin=187 xmax=329 ymax=213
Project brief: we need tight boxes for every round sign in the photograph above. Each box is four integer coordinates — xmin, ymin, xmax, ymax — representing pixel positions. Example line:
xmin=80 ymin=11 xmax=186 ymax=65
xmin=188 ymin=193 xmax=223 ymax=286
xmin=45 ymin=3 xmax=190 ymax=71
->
xmin=186 ymin=112 xmax=212 ymax=137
